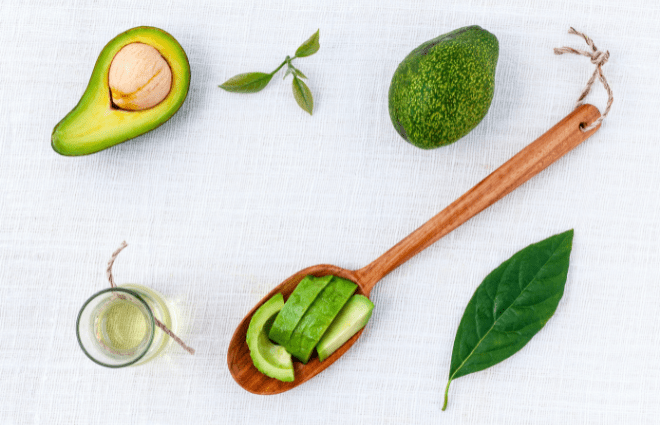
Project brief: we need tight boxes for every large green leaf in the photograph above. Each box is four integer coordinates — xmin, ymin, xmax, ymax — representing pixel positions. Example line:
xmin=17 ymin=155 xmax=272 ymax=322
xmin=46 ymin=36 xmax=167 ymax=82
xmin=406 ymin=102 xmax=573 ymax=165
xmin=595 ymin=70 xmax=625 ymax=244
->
xmin=443 ymin=230 xmax=574 ymax=410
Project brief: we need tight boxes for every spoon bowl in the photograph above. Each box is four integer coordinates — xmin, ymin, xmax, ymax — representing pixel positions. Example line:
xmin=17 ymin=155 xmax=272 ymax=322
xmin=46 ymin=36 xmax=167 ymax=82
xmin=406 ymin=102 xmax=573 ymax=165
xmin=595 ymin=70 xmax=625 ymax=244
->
xmin=227 ymin=104 xmax=601 ymax=395
xmin=227 ymin=264 xmax=366 ymax=395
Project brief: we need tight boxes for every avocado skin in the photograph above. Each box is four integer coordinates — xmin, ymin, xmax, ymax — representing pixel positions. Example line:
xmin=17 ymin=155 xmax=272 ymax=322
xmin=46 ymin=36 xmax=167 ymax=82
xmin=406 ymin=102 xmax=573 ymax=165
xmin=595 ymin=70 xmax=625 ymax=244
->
xmin=285 ymin=276 xmax=357 ymax=364
xmin=388 ymin=26 xmax=498 ymax=149
xmin=51 ymin=26 xmax=190 ymax=156
xmin=268 ymin=275 xmax=333 ymax=346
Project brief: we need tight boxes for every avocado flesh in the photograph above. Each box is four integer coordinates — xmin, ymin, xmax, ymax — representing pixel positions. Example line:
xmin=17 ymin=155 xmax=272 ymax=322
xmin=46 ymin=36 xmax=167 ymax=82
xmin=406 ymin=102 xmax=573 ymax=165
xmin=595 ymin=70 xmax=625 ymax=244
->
xmin=268 ymin=275 xmax=333 ymax=347
xmin=317 ymin=295 xmax=374 ymax=362
xmin=285 ymin=277 xmax=357 ymax=364
xmin=51 ymin=26 xmax=191 ymax=156
xmin=246 ymin=293 xmax=294 ymax=382
xmin=388 ymin=25 xmax=498 ymax=149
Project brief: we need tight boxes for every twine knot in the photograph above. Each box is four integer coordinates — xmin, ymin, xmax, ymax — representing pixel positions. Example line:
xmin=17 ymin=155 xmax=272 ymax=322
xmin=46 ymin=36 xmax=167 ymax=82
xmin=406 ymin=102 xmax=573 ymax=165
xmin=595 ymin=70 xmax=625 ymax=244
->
xmin=590 ymin=49 xmax=609 ymax=66
xmin=554 ymin=27 xmax=613 ymax=132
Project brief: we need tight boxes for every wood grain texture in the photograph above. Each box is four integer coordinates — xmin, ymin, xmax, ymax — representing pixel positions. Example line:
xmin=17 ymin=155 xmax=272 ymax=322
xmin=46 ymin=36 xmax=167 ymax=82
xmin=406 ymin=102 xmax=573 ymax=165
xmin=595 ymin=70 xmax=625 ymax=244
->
xmin=356 ymin=104 xmax=601 ymax=293
xmin=227 ymin=104 xmax=601 ymax=395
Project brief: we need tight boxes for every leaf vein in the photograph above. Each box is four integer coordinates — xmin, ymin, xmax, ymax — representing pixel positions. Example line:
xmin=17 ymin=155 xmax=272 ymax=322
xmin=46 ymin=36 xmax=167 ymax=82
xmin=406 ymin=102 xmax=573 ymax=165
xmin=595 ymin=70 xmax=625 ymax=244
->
xmin=449 ymin=234 xmax=570 ymax=381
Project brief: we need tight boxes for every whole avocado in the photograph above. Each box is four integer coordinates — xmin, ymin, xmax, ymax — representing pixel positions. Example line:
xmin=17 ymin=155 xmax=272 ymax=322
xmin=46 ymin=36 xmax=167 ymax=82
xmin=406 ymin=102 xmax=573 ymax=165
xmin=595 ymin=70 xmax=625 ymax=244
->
xmin=388 ymin=26 xmax=498 ymax=149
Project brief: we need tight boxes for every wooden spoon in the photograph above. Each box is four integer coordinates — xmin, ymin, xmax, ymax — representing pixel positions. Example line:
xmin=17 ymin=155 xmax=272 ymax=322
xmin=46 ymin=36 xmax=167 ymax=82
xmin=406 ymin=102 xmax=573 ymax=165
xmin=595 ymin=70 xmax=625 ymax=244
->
xmin=228 ymin=104 xmax=601 ymax=395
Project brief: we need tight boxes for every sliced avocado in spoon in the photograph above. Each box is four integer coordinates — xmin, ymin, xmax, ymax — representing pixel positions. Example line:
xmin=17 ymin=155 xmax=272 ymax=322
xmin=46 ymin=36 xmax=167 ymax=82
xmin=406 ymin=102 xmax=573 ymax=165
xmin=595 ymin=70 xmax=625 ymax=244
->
xmin=285 ymin=277 xmax=357 ymax=364
xmin=317 ymin=295 xmax=374 ymax=362
xmin=268 ymin=275 xmax=333 ymax=346
xmin=246 ymin=293 xmax=294 ymax=382
xmin=51 ymin=26 xmax=190 ymax=156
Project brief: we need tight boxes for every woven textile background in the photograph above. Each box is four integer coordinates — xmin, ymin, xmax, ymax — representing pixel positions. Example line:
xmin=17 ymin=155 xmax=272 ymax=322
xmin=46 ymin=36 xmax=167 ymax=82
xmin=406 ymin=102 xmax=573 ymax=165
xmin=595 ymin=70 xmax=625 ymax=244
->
xmin=1 ymin=0 xmax=659 ymax=424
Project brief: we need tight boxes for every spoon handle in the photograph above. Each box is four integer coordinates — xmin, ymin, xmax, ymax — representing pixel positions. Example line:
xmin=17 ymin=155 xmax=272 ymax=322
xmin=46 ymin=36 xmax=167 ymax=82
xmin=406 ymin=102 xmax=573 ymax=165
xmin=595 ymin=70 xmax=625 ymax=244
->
xmin=356 ymin=104 xmax=601 ymax=294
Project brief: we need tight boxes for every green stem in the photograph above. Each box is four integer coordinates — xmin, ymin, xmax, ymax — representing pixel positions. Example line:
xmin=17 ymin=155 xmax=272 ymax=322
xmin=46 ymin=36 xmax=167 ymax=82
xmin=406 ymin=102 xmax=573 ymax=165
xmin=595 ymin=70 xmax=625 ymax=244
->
xmin=270 ymin=56 xmax=296 ymax=76
xmin=442 ymin=379 xmax=451 ymax=411
xmin=270 ymin=59 xmax=288 ymax=76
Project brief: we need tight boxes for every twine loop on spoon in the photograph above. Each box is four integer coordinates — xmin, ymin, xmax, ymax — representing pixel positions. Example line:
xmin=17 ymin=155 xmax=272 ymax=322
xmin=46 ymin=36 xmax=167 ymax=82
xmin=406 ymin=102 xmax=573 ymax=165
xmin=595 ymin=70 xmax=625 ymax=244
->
xmin=107 ymin=241 xmax=195 ymax=355
xmin=554 ymin=27 xmax=613 ymax=131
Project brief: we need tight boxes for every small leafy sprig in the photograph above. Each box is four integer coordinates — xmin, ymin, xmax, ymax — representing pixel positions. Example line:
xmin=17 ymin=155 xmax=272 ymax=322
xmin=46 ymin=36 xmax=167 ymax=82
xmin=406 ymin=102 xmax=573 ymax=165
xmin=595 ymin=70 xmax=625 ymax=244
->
xmin=219 ymin=30 xmax=319 ymax=115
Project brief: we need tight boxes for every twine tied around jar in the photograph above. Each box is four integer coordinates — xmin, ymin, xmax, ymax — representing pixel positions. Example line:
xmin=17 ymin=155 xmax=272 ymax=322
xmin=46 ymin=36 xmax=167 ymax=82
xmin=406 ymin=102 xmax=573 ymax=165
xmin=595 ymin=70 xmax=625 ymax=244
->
xmin=554 ymin=27 xmax=613 ymax=132
xmin=106 ymin=241 xmax=195 ymax=355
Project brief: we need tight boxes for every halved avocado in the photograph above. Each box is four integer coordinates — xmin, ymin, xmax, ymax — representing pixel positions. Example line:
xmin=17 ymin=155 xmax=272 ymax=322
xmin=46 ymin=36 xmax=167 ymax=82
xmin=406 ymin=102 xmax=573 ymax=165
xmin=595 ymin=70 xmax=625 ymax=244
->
xmin=246 ymin=293 xmax=294 ymax=382
xmin=51 ymin=26 xmax=191 ymax=156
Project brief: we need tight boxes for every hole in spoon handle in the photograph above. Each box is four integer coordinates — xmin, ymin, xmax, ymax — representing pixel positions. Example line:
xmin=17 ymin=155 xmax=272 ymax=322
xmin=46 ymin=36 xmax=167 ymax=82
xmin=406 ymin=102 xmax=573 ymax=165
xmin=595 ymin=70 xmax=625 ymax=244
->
xmin=356 ymin=104 xmax=602 ymax=293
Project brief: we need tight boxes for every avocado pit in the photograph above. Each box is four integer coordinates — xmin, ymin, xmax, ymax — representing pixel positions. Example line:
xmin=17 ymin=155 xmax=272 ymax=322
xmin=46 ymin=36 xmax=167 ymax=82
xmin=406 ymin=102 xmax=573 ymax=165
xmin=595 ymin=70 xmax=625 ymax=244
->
xmin=108 ymin=42 xmax=172 ymax=111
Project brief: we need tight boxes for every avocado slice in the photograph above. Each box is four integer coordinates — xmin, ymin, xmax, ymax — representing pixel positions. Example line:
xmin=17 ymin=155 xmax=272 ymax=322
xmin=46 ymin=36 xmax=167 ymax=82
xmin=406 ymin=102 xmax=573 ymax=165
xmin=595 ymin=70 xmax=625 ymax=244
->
xmin=268 ymin=275 xmax=333 ymax=346
xmin=317 ymin=295 xmax=374 ymax=362
xmin=246 ymin=293 xmax=294 ymax=382
xmin=52 ymin=26 xmax=191 ymax=156
xmin=285 ymin=277 xmax=357 ymax=363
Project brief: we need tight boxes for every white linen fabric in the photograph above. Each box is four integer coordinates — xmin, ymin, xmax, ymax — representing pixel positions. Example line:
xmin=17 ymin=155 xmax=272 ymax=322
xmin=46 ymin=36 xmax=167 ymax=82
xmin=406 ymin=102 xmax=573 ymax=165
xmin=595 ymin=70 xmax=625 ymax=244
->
xmin=1 ymin=0 xmax=659 ymax=424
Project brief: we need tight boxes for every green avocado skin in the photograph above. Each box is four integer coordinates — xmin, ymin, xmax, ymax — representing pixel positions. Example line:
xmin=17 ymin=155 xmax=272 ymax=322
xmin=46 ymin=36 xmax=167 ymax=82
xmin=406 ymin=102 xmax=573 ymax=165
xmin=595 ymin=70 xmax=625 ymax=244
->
xmin=285 ymin=277 xmax=357 ymax=364
xmin=388 ymin=26 xmax=498 ymax=149
xmin=268 ymin=275 xmax=333 ymax=346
